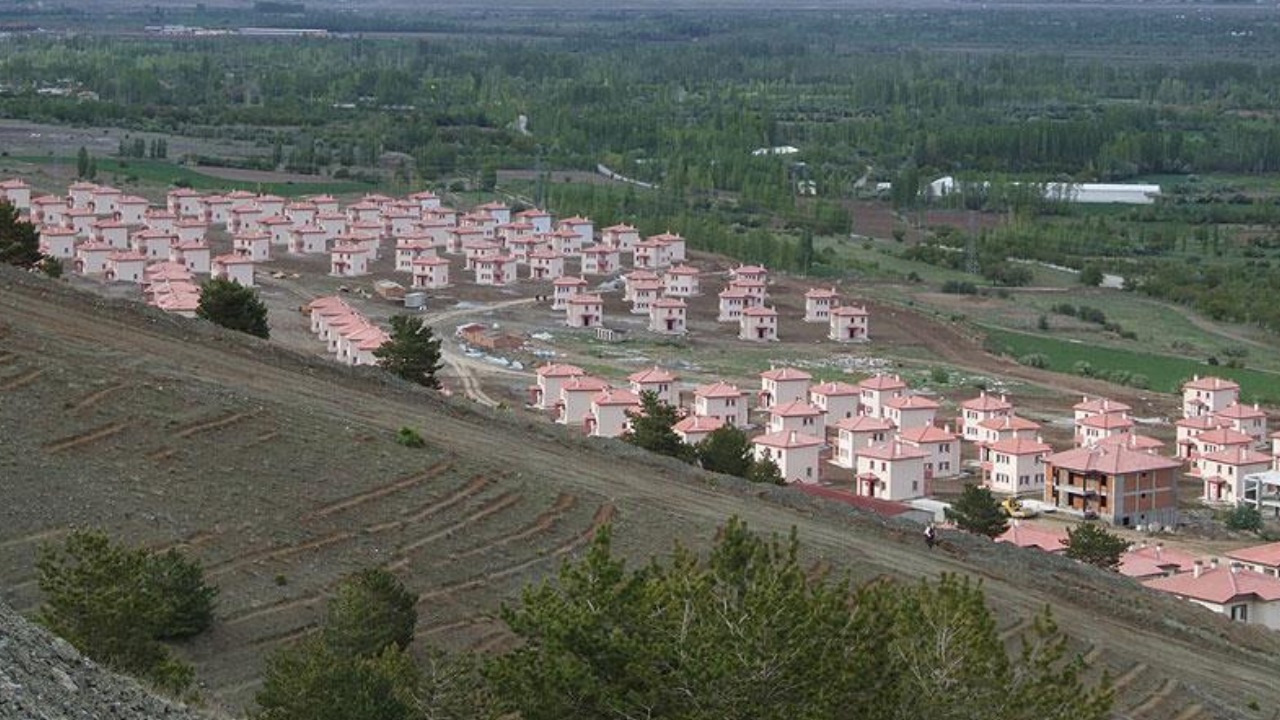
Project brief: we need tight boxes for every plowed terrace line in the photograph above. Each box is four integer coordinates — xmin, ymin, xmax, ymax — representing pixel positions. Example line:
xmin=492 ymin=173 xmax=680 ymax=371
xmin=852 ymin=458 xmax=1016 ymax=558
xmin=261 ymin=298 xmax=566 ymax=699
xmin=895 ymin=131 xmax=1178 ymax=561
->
xmin=5 ymin=278 xmax=1280 ymax=715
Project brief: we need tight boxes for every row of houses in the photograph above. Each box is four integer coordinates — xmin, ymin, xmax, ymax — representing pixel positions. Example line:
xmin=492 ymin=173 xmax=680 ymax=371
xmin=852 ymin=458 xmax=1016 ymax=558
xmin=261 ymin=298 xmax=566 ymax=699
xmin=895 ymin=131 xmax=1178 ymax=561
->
xmin=1000 ymin=523 xmax=1280 ymax=631
xmin=305 ymin=297 xmax=389 ymax=367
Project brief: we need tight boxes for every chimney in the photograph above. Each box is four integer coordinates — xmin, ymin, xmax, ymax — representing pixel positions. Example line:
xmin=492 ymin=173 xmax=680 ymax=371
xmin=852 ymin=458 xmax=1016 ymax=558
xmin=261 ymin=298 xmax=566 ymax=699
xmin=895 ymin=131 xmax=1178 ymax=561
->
xmin=1210 ymin=557 xmax=1220 ymax=570
xmin=1139 ymin=540 xmax=1148 ymax=551
xmin=1231 ymin=562 xmax=1242 ymax=575
xmin=1193 ymin=560 xmax=1203 ymax=578
xmin=1155 ymin=542 xmax=1163 ymax=561
xmin=788 ymin=430 xmax=797 ymax=445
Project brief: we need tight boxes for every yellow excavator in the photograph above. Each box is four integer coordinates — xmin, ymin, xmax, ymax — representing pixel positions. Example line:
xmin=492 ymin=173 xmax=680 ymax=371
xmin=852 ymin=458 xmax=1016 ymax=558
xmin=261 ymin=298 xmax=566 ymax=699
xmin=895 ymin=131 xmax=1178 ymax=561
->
xmin=1001 ymin=497 xmax=1040 ymax=519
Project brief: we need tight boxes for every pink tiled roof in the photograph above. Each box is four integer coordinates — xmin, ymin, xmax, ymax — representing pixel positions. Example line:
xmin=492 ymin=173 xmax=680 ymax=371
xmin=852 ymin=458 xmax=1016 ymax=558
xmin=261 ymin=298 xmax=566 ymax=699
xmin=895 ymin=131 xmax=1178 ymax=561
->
xmin=884 ymin=394 xmax=940 ymax=410
xmin=593 ymin=389 xmax=642 ymax=407
xmin=602 ymin=223 xmax=635 ymax=232
xmin=831 ymin=305 xmax=869 ymax=317
xmin=804 ymin=287 xmax=839 ymax=298
xmin=753 ymin=430 xmax=824 ymax=450
xmin=898 ymin=424 xmax=956 ymax=444
xmin=567 ymin=293 xmax=603 ymax=305
xmin=626 ymin=270 xmax=660 ymax=281
xmin=306 ymin=296 xmax=349 ymax=311
xmin=651 ymin=297 xmax=686 ymax=309
xmin=1145 ymin=564 xmax=1280 ymax=604
xmin=858 ymin=440 xmax=928 ymax=461
xmin=1176 ymin=415 xmax=1230 ymax=430
xmin=673 ymin=415 xmax=724 ymax=435
xmin=857 ymin=374 xmax=906 ymax=391
xmin=986 ymin=435 xmax=1052 ymax=455
xmin=1215 ymin=402 xmax=1266 ymax=420
xmin=562 ymin=376 xmax=609 ymax=393
xmin=1194 ymin=427 xmax=1254 ymax=446
xmin=718 ymin=287 xmax=751 ymax=299
xmin=1096 ymin=433 xmax=1165 ymax=451
xmin=666 ymin=264 xmax=700 ymax=276
xmin=741 ymin=305 xmax=777 ymax=317
xmin=694 ymin=381 xmax=743 ymax=399
xmin=810 ymin=381 xmax=859 ymax=397
xmin=1183 ymin=375 xmax=1240 ymax=392
xmin=1198 ymin=446 xmax=1272 ymax=466
xmin=1073 ymin=396 xmax=1132 ymax=414
xmin=761 ymin=366 xmax=813 ymax=382
xmin=412 ymin=256 xmax=450 ymax=267
xmin=770 ymin=400 xmax=822 ymax=418
xmin=628 ymin=366 xmax=677 ymax=384
xmin=1080 ymin=413 xmax=1134 ymax=430
xmin=553 ymin=276 xmax=589 ymax=286
xmin=536 ymin=363 xmax=585 ymax=379
xmin=833 ymin=415 xmax=894 ymax=433
xmin=979 ymin=415 xmax=1041 ymax=432
xmin=961 ymin=392 xmax=1013 ymax=412
xmin=1045 ymin=444 xmax=1182 ymax=475
xmin=106 ymin=251 xmax=147 ymax=262
xmin=1119 ymin=544 xmax=1200 ymax=578
xmin=78 ymin=241 xmax=113 ymax=252
xmin=996 ymin=523 xmax=1067 ymax=553
xmin=1227 ymin=541 xmax=1280 ymax=568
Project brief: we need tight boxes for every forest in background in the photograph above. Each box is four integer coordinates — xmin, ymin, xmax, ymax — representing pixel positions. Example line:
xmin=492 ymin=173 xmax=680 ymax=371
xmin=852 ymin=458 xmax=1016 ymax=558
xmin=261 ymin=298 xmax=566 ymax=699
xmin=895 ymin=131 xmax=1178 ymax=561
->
xmin=4 ymin=4 xmax=1280 ymax=329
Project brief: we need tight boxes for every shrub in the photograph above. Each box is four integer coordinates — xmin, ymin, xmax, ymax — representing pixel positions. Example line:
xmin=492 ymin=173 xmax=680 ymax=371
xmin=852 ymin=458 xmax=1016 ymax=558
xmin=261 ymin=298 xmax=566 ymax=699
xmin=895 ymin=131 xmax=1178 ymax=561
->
xmin=396 ymin=426 xmax=426 ymax=448
xmin=941 ymin=280 xmax=978 ymax=295
xmin=1224 ymin=504 xmax=1263 ymax=533
xmin=36 ymin=531 xmax=217 ymax=695
xmin=1073 ymin=361 xmax=1095 ymax=377
xmin=197 ymin=277 xmax=270 ymax=338
xmin=1018 ymin=353 xmax=1050 ymax=369
xmin=930 ymin=367 xmax=951 ymax=385
xmin=1050 ymin=303 xmax=1076 ymax=317
xmin=1077 ymin=306 xmax=1107 ymax=325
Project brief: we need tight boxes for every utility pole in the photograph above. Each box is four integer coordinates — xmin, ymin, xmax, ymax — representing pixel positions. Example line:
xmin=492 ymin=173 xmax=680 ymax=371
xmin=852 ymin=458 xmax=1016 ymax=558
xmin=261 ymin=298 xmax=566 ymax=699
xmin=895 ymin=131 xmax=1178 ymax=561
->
xmin=965 ymin=209 xmax=980 ymax=276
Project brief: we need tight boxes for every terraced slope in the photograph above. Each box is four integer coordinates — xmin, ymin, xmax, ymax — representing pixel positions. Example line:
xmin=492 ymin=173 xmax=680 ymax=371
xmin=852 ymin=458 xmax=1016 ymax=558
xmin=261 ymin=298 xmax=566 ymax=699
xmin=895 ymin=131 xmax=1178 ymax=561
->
xmin=3 ymin=267 xmax=1280 ymax=719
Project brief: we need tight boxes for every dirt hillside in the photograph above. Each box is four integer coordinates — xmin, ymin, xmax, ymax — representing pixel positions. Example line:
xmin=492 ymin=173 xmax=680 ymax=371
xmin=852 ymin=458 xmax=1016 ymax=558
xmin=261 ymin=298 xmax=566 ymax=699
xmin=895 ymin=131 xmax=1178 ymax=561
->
xmin=3 ymin=266 xmax=1280 ymax=719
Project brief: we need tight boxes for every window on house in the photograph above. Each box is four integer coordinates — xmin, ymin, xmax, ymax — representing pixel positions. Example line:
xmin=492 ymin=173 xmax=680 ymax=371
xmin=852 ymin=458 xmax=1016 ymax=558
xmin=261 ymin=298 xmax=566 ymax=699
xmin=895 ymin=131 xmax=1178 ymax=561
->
xmin=912 ymin=481 xmax=919 ymax=491
xmin=806 ymin=467 xmax=812 ymax=478
xmin=1230 ymin=604 xmax=1249 ymax=622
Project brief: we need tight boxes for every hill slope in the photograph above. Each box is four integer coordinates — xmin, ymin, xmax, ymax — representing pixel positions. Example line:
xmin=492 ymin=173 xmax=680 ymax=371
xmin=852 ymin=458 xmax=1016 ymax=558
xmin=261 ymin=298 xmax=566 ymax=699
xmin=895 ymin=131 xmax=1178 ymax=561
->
xmin=0 ymin=599 xmax=210 ymax=720
xmin=3 ymin=267 xmax=1280 ymax=719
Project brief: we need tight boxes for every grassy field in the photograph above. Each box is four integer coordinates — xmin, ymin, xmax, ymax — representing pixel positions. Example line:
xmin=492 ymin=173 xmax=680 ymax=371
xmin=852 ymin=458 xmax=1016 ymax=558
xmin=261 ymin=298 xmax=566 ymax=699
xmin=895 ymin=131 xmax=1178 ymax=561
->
xmin=8 ymin=156 xmax=374 ymax=197
xmin=983 ymin=326 xmax=1280 ymax=404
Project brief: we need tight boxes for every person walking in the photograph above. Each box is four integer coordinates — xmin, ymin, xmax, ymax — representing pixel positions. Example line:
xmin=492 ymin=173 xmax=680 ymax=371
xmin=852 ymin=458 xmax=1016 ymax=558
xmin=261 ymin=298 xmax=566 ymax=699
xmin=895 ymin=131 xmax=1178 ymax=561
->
xmin=924 ymin=523 xmax=937 ymax=550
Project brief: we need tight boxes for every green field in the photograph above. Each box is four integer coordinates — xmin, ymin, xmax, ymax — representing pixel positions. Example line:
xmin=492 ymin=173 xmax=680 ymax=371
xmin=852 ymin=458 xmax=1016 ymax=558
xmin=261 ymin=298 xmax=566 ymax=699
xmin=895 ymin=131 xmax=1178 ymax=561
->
xmin=983 ymin=326 xmax=1280 ymax=403
xmin=8 ymin=156 xmax=375 ymax=197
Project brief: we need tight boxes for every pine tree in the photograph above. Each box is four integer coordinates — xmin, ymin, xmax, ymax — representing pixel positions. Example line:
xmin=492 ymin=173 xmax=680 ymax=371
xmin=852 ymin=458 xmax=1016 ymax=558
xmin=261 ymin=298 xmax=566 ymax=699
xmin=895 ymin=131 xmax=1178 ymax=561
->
xmin=746 ymin=454 xmax=785 ymax=485
xmin=374 ymin=315 xmax=443 ymax=389
xmin=486 ymin=518 xmax=1113 ymax=720
xmin=323 ymin=568 xmax=417 ymax=659
xmin=76 ymin=146 xmax=89 ymax=178
xmin=0 ymin=200 xmax=42 ymax=268
xmin=1062 ymin=523 xmax=1128 ymax=570
xmin=946 ymin=484 xmax=1009 ymax=538
xmin=695 ymin=424 xmax=754 ymax=477
xmin=197 ymin=278 xmax=270 ymax=338
xmin=622 ymin=391 xmax=690 ymax=460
